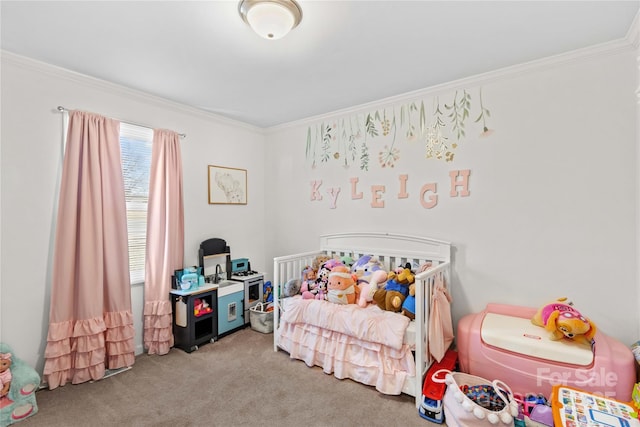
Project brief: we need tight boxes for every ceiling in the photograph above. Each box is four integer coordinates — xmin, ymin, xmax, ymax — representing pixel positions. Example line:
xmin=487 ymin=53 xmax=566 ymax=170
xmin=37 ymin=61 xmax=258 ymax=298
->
xmin=2 ymin=1 xmax=638 ymax=128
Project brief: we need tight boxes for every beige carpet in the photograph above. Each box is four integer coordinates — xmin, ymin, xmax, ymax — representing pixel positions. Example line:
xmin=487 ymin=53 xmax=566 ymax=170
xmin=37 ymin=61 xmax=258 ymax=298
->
xmin=19 ymin=328 xmax=440 ymax=426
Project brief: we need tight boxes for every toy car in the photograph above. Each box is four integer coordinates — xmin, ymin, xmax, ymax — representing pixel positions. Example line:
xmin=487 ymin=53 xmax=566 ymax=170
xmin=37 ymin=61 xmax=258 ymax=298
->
xmin=418 ymin=349 xmax=458 ymax=423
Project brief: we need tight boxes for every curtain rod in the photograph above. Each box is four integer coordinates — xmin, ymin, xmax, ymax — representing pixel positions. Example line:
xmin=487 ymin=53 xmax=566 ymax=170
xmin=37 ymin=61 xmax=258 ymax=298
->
xmin=57 ymin=106 xmax=186 ymax=138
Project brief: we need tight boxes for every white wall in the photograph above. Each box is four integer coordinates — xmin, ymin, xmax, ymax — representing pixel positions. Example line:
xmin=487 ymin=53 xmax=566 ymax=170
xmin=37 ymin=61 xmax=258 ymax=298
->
xmin=265 ymin=46 xmax=639 ymax=346
xmin=1 ymin=39 xmax=638 ymax=375
xmin=0 ymin=52 xmax=266 ymax=370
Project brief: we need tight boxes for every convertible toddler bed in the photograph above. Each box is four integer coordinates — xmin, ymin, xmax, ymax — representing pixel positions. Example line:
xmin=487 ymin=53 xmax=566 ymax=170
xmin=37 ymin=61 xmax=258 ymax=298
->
xmin=272 ymin=232 xmax=452 ymax=409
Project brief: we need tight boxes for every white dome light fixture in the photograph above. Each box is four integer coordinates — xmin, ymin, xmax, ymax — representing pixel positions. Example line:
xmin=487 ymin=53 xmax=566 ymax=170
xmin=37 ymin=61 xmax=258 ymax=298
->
xmin=239 ymin=0 xmax=303 ymax=40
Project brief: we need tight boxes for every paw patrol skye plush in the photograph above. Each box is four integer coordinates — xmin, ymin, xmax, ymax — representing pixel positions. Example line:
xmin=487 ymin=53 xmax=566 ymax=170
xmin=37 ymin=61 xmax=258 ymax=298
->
xmin=531 ymin=297 xmax=596 ymax=346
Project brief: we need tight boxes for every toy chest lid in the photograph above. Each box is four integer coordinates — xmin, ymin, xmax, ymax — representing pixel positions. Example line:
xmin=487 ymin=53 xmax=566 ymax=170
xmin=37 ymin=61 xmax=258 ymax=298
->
xmin=481 ymin=313 xmax=594 ymax=366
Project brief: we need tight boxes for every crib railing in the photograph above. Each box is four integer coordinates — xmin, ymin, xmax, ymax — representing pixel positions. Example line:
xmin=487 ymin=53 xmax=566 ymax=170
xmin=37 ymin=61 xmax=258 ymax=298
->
xmin=413 ymin=261 xmax=451 ymax=405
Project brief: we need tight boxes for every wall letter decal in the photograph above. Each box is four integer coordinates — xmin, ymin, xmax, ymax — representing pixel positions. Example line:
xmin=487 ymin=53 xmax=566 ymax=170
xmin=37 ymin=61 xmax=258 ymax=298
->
xmin=350 ymin=177 xmax=363 ymax=199
xmin=398 ymin=174 xmax=409 ymax=199
xmin=449 ymin=169 xmax=471 ymax=197
xmin=420 ymin=183 xmax=438 ymax=209
xmin=371 ymin=185 xmax=385 ymax=208
xmin=310 ymin=180 xmax=323 ymax=201
xmin=327 ymin=187 xmax=341 ymax=209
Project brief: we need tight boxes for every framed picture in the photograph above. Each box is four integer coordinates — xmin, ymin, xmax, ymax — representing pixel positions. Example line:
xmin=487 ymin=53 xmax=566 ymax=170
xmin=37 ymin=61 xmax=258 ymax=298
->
xmin=208 ymin=165 xmax=247 ymax=205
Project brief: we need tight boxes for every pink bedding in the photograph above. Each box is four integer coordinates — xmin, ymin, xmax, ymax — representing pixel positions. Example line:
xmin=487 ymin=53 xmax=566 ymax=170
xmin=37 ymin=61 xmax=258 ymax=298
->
xmin=278 ymin=296 xmax=415 ymax=395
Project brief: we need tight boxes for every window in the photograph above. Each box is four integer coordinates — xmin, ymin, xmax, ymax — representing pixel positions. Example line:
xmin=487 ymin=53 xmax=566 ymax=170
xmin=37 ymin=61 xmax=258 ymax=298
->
xmin=120 ymin=123 xmax=153 ymax=285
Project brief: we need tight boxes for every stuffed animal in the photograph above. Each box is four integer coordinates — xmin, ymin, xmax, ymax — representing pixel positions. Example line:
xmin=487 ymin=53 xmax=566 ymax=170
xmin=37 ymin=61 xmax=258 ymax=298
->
xmin=401 ymin=283 xmax=416 ymax=320
xmin=312 ymin=254 xmax=332 ymax=271
xmin=372 ymin=263 xmax=415 ymax=312
xmin=300 ymin=266 xmax=321 ymax=300
xmin=283 ymin=278 xmax=302 ymax=297
xmin=326 ymin=265 xmax=359 ymax=305
xmin=352 ymin=255 xmax=386 ymax=307
xmin=357 ymin=269 xmax=387 ymax=308
xmin=0 ymin=352 xmax=12 ymax=398
xmin=351 ymin=254 xmax=383 ymax=279
xmin=340 ymin=255 xmax=355 ymax=268
xmin=531 ymin=297 xmax=596 ymax=345
xmin=316 ymin=259 xmax=343 ymax=296
xmin=372 ymin=288 xmax=404 ymax=312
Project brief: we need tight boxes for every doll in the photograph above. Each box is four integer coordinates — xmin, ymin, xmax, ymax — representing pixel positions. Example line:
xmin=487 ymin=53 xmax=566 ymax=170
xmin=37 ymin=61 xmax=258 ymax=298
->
xmin=0 ymin=352 xmax=12 ymax=398
xmin=300 ymin=266 xmax=320 ymax=300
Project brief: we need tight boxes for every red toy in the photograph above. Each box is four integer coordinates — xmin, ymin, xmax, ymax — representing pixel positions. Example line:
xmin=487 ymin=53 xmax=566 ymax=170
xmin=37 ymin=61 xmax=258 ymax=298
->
xmin=193 ymin=298 xmax=212 ymax=317
xmin=418 ymin=349 xmax=458 ymax=423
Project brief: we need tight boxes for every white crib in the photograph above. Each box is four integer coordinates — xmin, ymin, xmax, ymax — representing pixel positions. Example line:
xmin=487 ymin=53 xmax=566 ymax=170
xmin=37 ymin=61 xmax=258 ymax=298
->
xmin=272 ymin=232 xmax=452 ymax=408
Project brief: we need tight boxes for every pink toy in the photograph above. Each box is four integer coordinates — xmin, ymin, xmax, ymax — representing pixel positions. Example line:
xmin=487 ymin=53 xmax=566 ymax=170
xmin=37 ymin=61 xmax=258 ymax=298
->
xmin=457 ymin=303 xmax=635 ymax=402
xmin=357 ymin=269 xmax=387 ymax=307
xmin=300 ymin=266 xmax=321 ymax=300
xmin=531 ymin=297 xmax=596 ymax=346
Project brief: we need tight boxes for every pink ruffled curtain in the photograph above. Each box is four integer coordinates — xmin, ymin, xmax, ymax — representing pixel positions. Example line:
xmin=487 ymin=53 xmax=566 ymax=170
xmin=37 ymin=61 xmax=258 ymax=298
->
xmin=44 ymin=111 xmax=135 ymax=390
xmin=143 ymin=129 xmax=184 ymax=355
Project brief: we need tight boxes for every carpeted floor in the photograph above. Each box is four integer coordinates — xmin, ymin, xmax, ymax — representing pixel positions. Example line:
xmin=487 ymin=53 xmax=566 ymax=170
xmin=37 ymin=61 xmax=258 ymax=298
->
xmin=18 ymin=328 xmax=439 ymax=426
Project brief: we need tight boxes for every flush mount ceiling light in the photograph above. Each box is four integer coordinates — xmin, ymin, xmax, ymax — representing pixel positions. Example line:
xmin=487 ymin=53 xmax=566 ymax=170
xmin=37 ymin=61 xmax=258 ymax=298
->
xmin=238 ymin=0 xmax=303 ymax=40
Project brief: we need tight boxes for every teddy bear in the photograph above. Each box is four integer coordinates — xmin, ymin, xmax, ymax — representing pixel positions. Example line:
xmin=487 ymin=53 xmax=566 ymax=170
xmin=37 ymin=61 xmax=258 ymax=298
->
xmin=326 ymin=265 xmax=359 ymax=305
xmin=312 ymin=254 xmax=332 ymax=271
xmin=372 ymin=263 xmax=415 ymax=312
xmin=531 ymin=297 xmax=597 ymax=346
xmin=0 ymin=352 xmax=12 ymax=398
xmin=300 ymin=266 xmax=322 ymax=300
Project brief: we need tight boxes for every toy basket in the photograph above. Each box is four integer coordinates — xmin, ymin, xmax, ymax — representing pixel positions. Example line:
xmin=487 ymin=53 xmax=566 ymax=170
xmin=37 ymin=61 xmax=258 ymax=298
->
xmin=249 ymin=302 xmax=273 ymax=334
xmin=431 ymin=369 xmax=519 ymax=427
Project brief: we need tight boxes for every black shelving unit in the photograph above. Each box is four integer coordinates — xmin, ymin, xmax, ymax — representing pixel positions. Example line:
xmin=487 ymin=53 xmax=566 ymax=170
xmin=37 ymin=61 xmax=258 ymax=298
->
xmin=170 ymin=284 xmax=218 ymax=353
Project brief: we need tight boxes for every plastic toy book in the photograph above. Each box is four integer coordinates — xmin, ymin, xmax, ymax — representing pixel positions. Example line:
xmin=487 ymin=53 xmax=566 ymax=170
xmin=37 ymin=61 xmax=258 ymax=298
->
xmin=551 ymin=385 xmax=639 ymax=427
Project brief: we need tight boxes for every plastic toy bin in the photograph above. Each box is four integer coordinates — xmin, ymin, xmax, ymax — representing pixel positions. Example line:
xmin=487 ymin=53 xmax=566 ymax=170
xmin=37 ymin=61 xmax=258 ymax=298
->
xmin=456 ymin=303 xmax=635 ymax=402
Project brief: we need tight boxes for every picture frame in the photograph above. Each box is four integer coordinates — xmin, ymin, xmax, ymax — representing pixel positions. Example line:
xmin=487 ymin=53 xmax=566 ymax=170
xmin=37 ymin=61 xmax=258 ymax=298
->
xmin=208 ymin=165 xmax=247 ymax=205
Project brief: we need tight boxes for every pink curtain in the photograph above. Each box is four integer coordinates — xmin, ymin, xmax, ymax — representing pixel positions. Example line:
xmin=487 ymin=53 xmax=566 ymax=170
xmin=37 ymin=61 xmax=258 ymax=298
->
xmin=428 ymin=272 xmax=454 ymax=363
xmin=44 ymin=111 xmax=135 ymax=389
xmin=143 ymin=129 xmax=184 ymax=355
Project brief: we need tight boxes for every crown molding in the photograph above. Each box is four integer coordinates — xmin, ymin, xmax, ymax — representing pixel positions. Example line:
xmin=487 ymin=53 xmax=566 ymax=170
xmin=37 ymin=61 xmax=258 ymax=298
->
xmin=267 ymin=34 xmax=637 ymax=134
xmin=1 ymin=50 xmax=265 ymax=134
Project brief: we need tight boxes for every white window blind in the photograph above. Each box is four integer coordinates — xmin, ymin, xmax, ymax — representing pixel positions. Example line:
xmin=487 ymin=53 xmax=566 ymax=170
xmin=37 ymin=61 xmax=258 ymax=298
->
xmin=120 ymin=123 xmax=153 ymax=285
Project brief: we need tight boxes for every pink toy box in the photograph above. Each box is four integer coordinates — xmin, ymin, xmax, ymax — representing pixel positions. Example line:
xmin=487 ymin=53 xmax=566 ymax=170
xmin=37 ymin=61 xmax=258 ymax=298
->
xmin=457 ymin=303 xmax=635 ymax=402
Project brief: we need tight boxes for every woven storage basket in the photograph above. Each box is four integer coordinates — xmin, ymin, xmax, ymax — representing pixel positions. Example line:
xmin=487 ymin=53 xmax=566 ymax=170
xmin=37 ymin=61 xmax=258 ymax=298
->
xmin=249 ymin=302 xmax=273 ymax=334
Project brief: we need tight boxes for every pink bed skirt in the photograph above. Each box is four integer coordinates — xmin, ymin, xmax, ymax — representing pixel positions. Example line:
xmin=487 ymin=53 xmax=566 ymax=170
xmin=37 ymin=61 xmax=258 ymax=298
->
xmin=277 ymin=321 xmax=416 ymax=395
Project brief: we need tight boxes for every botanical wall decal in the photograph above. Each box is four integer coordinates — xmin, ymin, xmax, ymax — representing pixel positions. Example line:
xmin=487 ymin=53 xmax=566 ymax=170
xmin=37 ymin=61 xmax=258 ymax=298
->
xmin=305 ymin=87 xmax=493 ymax=170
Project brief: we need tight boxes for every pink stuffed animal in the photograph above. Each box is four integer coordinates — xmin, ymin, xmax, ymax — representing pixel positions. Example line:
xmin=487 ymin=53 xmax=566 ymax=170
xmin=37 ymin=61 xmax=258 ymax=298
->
xmin=357 ymin=270 xmax=387 ymax=307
